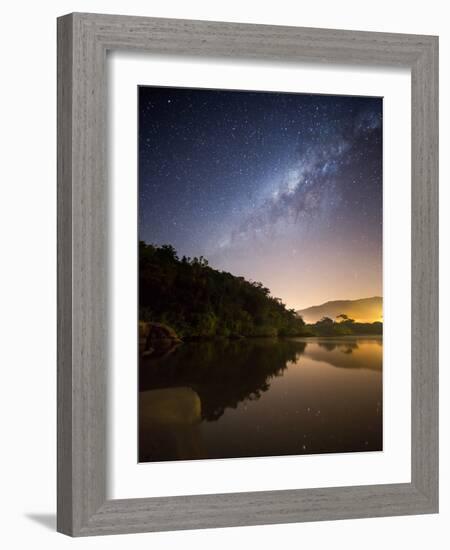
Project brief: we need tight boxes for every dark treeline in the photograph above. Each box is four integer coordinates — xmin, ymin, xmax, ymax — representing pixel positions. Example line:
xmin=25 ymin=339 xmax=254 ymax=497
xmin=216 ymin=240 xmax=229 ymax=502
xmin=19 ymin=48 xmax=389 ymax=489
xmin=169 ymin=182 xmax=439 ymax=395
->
xmin=139 ymin=242 xmax=382 ymax=339
xmin=311 ymin=314 xmax=382 ymax=337
xmin=139 ymin=241 xmax=305 ymax=338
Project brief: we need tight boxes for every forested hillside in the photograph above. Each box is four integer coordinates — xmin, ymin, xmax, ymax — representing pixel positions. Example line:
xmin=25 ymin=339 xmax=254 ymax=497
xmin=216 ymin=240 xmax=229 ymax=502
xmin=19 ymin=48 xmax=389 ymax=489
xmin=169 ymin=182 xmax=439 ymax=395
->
xmin=139 ymin=242 xmax=306 ymax=339
xmin=139 ymin=242 xmax=382 ymax=339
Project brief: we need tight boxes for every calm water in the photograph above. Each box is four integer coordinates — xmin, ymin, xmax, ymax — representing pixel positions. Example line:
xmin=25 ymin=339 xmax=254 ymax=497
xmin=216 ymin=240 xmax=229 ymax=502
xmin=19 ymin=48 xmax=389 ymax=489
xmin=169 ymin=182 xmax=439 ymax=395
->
xmin=139 ymin=337 xmax=382 ymax=462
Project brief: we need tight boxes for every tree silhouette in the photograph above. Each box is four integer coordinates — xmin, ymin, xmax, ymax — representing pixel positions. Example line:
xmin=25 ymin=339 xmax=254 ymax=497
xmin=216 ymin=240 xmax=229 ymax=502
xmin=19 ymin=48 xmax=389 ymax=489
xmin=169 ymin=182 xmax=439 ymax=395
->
xmin=139 ymin=241 xmax=308 ymax=338
xmin=139 ymin=241 xmax=382 ymax=340
xmin=336 ymin=313 xmax=349 ymax=322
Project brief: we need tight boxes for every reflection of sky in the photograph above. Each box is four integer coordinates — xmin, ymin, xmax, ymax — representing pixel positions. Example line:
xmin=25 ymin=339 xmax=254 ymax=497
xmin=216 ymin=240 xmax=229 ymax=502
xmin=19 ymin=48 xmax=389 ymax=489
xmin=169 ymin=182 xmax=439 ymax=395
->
xmin=201 ymin=340 xmax=382 ymax=457
xmin=139 ymin=87 xmax=382 ymax=310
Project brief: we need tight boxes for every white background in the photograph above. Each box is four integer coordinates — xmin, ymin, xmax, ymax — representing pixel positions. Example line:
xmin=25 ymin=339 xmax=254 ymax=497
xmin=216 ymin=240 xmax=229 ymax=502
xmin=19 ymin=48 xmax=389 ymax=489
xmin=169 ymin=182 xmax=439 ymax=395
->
xmin=0 ymin=1 xmax=447 ymax=549
xmin=109 ymin=54 xmax=411 ymax=498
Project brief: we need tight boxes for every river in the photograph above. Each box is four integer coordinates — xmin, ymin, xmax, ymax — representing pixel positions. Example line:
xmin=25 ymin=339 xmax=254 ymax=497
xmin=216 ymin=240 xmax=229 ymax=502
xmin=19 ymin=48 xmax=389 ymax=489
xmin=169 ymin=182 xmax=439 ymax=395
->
xmin=139 ymin=336 xmax=382 ymax=462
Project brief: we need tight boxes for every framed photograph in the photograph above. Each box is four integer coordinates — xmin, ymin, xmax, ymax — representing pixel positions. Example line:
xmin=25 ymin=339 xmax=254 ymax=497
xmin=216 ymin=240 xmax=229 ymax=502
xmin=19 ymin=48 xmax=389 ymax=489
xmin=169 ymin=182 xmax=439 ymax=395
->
xmin=137 ymin=86 xmax=384 ymax=463
xmin=57 ymin=13 xmax=438 ymax=536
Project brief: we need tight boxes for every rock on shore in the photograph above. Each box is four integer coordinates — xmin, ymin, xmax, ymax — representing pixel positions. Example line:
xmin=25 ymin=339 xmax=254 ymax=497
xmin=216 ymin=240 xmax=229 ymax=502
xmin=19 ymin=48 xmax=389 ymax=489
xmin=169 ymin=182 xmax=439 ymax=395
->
xmin=139 ymin=321 xmax=181 ymax=357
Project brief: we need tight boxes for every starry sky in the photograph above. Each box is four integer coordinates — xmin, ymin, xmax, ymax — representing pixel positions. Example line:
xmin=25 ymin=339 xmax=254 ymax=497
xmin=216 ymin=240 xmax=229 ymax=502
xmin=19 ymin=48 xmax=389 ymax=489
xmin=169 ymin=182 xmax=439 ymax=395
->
xmin=139 ymin=86 xmax=382 ymax=310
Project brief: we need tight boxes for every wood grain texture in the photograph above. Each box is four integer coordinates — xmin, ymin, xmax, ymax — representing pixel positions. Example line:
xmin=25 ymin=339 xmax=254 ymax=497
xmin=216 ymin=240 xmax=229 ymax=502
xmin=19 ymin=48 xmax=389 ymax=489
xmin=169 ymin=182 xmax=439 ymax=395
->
xmin=57 ymin=13 xmax=74 ymax=535
xmin=410 ymin=37 xmax=439 ymax=506
xmin=57 ymin=12 xmax=439 ymax=536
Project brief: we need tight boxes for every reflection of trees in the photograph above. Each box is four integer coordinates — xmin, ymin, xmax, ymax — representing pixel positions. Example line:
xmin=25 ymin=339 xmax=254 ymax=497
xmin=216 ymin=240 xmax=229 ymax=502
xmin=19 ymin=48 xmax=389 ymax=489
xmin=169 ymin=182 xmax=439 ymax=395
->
xmin=307 ymin=338 xmax=382 ymax=371
xmin=140 ymin=339 xmax=306 ymax=421
xmin=317 ymin=340 xmax=359 ymax=354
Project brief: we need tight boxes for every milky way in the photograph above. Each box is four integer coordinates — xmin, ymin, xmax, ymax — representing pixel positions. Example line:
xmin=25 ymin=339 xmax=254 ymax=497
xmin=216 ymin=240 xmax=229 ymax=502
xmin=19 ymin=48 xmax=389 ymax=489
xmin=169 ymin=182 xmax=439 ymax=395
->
xmin=139 ymin=86 xmax=382 ymax=310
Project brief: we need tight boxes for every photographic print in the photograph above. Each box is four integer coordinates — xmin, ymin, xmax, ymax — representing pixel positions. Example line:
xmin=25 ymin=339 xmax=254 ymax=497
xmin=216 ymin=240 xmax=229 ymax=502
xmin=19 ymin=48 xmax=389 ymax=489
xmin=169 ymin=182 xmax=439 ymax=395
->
xmin=138 ymin=86 xmax=383 ymax=463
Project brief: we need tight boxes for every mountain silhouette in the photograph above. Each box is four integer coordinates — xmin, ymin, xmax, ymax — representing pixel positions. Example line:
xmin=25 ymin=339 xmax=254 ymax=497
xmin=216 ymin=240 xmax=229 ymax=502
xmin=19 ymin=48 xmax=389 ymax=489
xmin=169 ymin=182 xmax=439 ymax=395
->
xmin=297 ymin=296 xmax=382 ymax=324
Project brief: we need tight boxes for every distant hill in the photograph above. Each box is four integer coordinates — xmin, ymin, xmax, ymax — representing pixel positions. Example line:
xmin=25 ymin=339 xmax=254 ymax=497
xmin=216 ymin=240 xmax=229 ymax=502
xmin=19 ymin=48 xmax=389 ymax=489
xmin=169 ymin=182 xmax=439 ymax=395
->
xmin=297 ymin=297 xmax=382 ymax=324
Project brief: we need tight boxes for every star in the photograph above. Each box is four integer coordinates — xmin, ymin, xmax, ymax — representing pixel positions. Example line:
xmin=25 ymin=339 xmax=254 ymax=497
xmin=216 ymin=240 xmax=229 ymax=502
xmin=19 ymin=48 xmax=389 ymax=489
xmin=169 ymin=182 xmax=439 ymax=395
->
xmin=138 ymin=85 xmax=382 ymax=309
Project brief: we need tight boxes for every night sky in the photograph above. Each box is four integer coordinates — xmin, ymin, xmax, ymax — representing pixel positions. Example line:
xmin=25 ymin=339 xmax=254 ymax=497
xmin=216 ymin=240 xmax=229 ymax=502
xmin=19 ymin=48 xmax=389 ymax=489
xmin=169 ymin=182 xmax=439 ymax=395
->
xmin=139 ymin=86 xmax=382 ymax=310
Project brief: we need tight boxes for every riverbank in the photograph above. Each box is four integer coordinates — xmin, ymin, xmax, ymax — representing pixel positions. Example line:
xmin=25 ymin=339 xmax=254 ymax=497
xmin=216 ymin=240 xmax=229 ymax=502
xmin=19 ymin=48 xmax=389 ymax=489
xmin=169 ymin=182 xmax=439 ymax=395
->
xmin=139 ymin=319 xmax=382 ymax=359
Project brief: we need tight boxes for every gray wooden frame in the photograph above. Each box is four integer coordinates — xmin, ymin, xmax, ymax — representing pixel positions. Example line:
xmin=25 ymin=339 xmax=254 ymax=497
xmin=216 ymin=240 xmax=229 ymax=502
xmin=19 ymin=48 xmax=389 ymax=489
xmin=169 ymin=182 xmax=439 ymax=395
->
xmin=57 ymin=12 xmax=438 ymax=537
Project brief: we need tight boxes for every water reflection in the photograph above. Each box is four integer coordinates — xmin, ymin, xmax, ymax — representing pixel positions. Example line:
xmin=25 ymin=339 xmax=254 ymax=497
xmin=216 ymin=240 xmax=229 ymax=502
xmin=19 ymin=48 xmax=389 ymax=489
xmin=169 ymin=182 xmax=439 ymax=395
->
xmin=139 ymin=337 xmax=382 ymax=462
xmin=140 ymin=338 xmax=305 ymax=421
xmin=140 ymin=387 xmax=204 ymax=461
xmin=310 ymin=338 xmax=382 ymax=371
